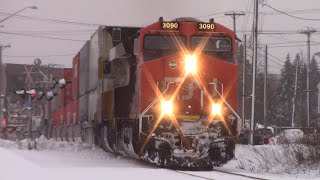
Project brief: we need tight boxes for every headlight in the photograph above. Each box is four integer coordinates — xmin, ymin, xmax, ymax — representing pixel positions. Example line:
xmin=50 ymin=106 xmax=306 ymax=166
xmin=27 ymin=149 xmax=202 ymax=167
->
xmin=161 ymin=100 xmax=173 ymax=115
xmin=211 ymin=103 xmax=222 ymax=116
xmin=185 ymin=55 xmax=197 ymax=74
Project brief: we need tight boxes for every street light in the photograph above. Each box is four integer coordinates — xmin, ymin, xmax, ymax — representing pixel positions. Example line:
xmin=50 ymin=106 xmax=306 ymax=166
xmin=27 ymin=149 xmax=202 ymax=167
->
xmin=0 ymin=6 xmax=38 ymax=24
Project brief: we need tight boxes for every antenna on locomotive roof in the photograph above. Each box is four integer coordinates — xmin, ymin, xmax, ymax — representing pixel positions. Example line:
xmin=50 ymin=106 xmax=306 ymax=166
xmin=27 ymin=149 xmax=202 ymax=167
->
xmin=159 ymin=17 xmax=163 ymax=22
xmin=209 ymin=18 xmax=214 ymax=23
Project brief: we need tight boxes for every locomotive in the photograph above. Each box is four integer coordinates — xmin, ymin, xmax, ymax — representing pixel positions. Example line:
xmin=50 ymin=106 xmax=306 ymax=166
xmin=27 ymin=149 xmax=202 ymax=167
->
xmin=50 ymin=17 xmax=240 ymax=168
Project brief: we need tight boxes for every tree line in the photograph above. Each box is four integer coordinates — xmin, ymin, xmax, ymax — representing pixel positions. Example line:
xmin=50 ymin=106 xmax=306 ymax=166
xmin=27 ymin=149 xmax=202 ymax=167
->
xmin=238 ymin=44 xmax=320 ymax=128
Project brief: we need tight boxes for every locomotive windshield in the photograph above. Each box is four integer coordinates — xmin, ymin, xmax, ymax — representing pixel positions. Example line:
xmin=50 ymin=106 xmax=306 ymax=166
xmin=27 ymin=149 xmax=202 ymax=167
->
xmin=143 ymin=35 xmax=187 ymax=61
xmin=191 ymin=36 xmax=233 ymax=63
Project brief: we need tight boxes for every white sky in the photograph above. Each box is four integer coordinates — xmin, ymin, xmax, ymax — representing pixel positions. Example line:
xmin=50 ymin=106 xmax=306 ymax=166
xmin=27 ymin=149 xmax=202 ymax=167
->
xmin=1 ymin=0 xmax=320 ymax=73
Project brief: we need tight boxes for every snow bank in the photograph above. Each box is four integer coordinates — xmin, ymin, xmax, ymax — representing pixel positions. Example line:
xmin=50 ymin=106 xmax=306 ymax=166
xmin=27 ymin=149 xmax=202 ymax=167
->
xmin=0 ymin=138 xmax=18 ymax=149
xmin=272 ymin=129 xmax=304 ymax=144
xmin=225 ymin=145 xmax=320 ymax=178
xmin=16 ymin=136 xmax=94 ymax=152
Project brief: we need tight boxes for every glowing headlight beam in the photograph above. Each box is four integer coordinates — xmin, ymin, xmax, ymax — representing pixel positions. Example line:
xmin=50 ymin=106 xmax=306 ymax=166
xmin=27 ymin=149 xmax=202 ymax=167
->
xmin=211 ymin=103 xmax=222 ymax=116
xmin=161 ymin=100 xmax=173 ymax=115
xmin=185 ymin=55 xmax=197 ymax=74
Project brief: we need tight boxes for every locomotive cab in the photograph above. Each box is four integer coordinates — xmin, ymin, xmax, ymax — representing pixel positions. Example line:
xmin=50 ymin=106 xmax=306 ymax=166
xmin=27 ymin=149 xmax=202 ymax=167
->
xmin=136 ymin=18 xmax=240 ymax=167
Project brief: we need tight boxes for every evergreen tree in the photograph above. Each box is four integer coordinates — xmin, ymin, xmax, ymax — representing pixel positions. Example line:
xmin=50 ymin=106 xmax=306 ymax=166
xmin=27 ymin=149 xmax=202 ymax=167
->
xmin=274 ymin=54 xmax=295 ymax=126
xmin=309 ymin=56 xmax=320 ymax=126
xmin=292 ymin=53 xmax=306 ymax=126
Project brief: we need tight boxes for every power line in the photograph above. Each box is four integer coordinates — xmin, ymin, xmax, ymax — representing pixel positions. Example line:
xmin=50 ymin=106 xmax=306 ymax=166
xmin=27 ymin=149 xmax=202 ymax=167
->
xmin=0 ymin=12 xmax=101 ymax=26
xmin=267 ymin=43 xmax=320 ymax=48
xmin=239 ymin=0 xmax=253 ymax=39
xmin=195 ymin=12 xmax=226 ymax=18
xmin=261 ymin=3 xmax=320 ymax=21
xmin=3 ymin=54 xmax=75 ymax=58
xmin=0 ymin=31 xmax=87 ymax=42
xmin=247 ymin=9 xmax=320 ymax=15
xmin=5 ymin=29 xmax=96 ymax=33
xmin=247 ymin=46 xmax=284 ymax=66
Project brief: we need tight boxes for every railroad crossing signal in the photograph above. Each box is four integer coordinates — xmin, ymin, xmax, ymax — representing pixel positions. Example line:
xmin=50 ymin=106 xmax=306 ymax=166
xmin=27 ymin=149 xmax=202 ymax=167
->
xmin=23 ymin=65 xmax=35 ymax=86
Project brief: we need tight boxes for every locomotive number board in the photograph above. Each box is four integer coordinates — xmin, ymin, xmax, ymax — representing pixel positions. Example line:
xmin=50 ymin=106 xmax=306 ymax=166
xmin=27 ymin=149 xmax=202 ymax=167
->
xmin=161 ymin=22 xmax=179 ymax=29
xmin=198 ymin=23 xmax=215 ymax=30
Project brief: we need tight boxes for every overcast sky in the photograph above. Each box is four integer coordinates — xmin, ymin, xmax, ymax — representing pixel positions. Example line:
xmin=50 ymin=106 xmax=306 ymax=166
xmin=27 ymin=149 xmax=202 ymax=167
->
xmin=1 ymin=0 xmax=320 ymax=73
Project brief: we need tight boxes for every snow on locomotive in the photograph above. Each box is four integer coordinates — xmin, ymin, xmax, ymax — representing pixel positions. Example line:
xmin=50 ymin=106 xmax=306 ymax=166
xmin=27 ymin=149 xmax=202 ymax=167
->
xmin=50 ymin=17 xmax=240 ymax=168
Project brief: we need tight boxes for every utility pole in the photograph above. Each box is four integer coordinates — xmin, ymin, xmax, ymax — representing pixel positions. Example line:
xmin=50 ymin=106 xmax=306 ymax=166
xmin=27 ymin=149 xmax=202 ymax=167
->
xmin=242 ymin=34 xmax=247 ymax=127
xmin=225 ymin=11 xmax=246 ymax=34
xmin=0 ymin=46 xmax=2 ymax=118
xmin=263 ymin=45 xmax=268 ymax=136
xmin=0 ymin=44 xmax=10 ymax=120
xmin=225 ymin=11 xmax=245 ymax=62
xmin=250 ymin=0 xmax=259 ymax=145
xmin=225 ymin=11 xmax=245 ymax=128
xmin=301 ymin=29 xmax=317 ymax=127
xmin=292 ymin=58 xmax=299 ymax=127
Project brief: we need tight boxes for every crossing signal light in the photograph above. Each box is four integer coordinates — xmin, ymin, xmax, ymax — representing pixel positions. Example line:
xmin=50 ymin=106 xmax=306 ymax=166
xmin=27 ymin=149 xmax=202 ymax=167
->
xmin=14 ymin=90 xmax=25 ymax=95
xmin=52 ymin=78 xmax=71 ymax=89
xmin=45 ymin=91 xmax=57 ymax=101
xmin=25 ymin=89 xmax=36 ymax=99
xmin=36 ymin=90 xmax=44 ymax=100
xmin=1 ymin=119 xmax=6 ymax=127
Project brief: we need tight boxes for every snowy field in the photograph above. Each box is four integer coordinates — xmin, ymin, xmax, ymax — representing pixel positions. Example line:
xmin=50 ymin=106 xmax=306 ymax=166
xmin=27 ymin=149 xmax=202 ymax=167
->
xmin=0 ymin=136 xmax=319 ymax=180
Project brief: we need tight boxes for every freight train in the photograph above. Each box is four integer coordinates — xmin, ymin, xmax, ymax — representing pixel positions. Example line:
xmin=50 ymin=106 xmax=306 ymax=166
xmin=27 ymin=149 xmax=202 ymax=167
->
xmin=49 ymin=17 xmax=240 ymax=168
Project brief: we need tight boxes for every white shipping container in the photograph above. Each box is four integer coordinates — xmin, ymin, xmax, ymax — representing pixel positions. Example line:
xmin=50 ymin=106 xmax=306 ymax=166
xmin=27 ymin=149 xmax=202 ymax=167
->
xmin=88 ymin=90 xmax=98 ymax=122
xmin=89 ymin=29 xmax=100 ymax=91
xmin=78 ymin=94 xmax=89 ymax=122
xmin=79 ymin=41 xmax=90 ymax=96
xmin=89 ymin=26 xmax=113 ymax=91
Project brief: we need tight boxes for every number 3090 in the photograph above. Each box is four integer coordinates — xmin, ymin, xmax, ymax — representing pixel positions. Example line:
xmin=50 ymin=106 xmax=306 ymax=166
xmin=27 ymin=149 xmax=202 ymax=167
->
xmin=161 ymin=22 xmax=179 ymax=29
xmin=198 ymin=23 xmax=215 ymax=30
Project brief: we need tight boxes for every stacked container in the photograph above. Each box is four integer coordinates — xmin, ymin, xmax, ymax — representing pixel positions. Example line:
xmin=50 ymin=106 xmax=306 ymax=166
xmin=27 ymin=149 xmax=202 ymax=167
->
xmin=63 ymin=69 xmax=73 ymax=105
xmin=88 ymin=26 xmax=113 ymax=123
xmin=72 ymin=53 xmax=80 ymax=100
xmin=79 ymin=41 xmax=90 ymax=122
xmin=62 ymin=69 xmax=72 ymax=126
xmin=72 ymin=53 xmax=80 ymax=124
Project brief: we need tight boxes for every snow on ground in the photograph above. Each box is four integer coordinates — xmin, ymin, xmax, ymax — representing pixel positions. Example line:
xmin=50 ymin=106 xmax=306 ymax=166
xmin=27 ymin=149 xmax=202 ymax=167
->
xmin=0 ymin=136 xmax=319 ymax=180
xmin=225 ymin=145 xmax=320 ymax=179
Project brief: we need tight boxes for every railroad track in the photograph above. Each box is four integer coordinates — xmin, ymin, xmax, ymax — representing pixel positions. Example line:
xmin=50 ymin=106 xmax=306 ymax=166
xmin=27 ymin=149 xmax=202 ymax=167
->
xmin=169 ymin=169 xmax=268 ymax=180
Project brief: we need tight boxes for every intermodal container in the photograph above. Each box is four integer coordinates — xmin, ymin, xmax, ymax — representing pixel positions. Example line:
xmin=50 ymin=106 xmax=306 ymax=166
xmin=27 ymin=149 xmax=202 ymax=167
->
xmin=63 ymin=68 xmax=73 ymax=105
xmin=72 ymin=53 xmax=80 ymax=100
xmin=78 ymin=94 xmax=88 ymax=122
xmin=71 ymin=100 xmax=78 ymax=125
xmin=51 ymin=94 xmax=60 ymax=112
xmin=79 ymin=41 xmax=90 ymax=96
xmin=58 ymin=88 xmax=65 ymax=108
xmin=53 ymin=110 xmax=59 ymax=127
xmin=58 ymin=108 xmax=65 ymax=126
xmin=88 ymin=90 xmax=98 ymax=122
xmin=65 ymin=103 xmax=72 ymax=126
xmin=89 ymin=26 xmax=113 ymax=90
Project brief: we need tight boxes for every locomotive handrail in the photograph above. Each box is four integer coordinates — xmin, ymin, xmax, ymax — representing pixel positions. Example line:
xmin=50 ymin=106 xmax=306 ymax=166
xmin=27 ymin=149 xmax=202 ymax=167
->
xmin=138 ymin=81 xmax=175 ymax=139
xmin=210 ymin=83 xmax=242 ymax=136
